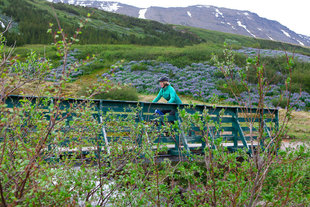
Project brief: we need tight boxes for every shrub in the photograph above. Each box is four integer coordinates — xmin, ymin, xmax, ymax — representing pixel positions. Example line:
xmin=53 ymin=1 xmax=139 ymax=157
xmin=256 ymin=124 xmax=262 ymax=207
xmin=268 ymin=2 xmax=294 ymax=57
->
xmin=292 ymin=71 xmax=310 ymax=93
xmin=272 ymin=97 xmax=289 ymax=108
xmin=216 ymin=79 xmax=247 ymax=96
xmin=94 ymin=86 xmax=139 ymax=101
xmin=131 ymin=63 xmax=148 ymax=71
xmin=213 ymin=70 xmax=225 ymax=79
xmin=290 ymin=83 xmax=303 ymax=93
xmin=79 ymin=60 xmax=107 ymax=74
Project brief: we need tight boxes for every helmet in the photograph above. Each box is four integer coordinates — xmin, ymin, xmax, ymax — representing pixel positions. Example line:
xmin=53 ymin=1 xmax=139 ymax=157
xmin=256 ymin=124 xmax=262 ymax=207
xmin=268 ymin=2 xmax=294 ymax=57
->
xmin=158 ymin=76 xmax=169 ymax=82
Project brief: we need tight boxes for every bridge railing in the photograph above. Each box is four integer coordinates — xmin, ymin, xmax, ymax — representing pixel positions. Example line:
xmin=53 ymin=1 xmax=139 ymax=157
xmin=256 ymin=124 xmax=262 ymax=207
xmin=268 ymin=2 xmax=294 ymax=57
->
xmin=2 ymin=95 xmax=279 ymax=157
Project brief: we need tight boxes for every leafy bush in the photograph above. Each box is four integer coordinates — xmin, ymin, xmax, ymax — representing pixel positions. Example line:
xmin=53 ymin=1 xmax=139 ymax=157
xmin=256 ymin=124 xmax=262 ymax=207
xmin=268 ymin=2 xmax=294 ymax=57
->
xmin=131 ymin=63 xmax=148 ymax=71
xmin=292 ymin=70 xmax=310 ymax=93
xmin=213 ymin=70 xmax=225 ymax=79
xmin=272 ymin=97 xmax=293 ymax=109
xmin=94 ymin=86 xmax=139 ymax=101
xmin=79 ymin=60 xmax=107 ymax=74
xmin=216 ymin=79 xmax=247 ymax=96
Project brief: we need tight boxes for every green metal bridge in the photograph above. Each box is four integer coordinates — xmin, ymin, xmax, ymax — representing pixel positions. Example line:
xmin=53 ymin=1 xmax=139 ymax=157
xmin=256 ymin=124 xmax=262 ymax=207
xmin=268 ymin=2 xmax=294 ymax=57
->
xmin=2 ymin=95 xmax=279 ymax=159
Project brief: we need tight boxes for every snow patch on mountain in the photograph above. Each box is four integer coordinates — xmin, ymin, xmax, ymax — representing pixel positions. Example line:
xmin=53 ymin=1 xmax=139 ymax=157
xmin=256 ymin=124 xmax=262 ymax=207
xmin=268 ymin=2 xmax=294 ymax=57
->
xmin=100 ymin=2 xmax=120 ymax=12
xmin=296 ymin=39 xmax=305 ymax=46
xmin=298 ymin=34 xmax=310 ymax=44
xmin=196 ymin=5 xmax=210 ymax=8
xmin=139 ymin=9 xmax=147 ymax=19
xmin=281 ymin=29 xmax=291 ymax=38
xmin=267 ymin=35 xmax=274 ymax=40
xmin=237 ymin=21 xmax=256 ymax=37
xmin=79 ymin=2 xmax=91 ymax=7
xmin=215 ymin=8 xmax=224 ymax=18
xmin=244 ymin=12 xmax=252 ymax=20
xmin=227 ymin=22 xmax=236 ymax=30
xmin=187 ymin=11 xmax=192 ymax=18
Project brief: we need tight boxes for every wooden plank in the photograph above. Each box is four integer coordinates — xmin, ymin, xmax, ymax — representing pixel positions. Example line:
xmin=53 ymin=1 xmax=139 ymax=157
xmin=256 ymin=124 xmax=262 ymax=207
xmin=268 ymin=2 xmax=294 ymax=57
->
xmin=141 ymin=115 xmax=177 ymax=122
xmin=176 ymin=116 xmax=191 ymax=156
xmin=245 ymin=136 xmax=258 ymax=141
xmin=238 ymin=117 xmax=276 ymax=123
xmin=142 ymin=102 xmax=177 ymax=113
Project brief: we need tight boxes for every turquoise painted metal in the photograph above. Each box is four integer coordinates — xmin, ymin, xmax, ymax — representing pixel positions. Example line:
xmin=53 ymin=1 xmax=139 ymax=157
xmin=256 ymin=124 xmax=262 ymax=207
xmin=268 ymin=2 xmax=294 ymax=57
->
xmin=3 ymin=95 xmax=279 ymax=158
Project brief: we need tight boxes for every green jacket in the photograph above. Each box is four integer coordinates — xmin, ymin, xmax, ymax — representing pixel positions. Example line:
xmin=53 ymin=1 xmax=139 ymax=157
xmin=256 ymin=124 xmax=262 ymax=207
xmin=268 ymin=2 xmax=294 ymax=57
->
xmin=152 ymin=85 xmax=182 ymax=104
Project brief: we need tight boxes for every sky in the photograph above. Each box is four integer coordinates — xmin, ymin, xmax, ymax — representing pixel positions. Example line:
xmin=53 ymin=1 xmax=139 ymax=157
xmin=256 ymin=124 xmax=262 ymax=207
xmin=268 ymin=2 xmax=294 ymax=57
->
xmin=104 ymin=0 xmax=310 ymax=36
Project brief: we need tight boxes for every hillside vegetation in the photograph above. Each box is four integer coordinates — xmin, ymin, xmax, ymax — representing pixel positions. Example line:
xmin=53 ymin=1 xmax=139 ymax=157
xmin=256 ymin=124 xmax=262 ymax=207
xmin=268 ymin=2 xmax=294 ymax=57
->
xmin=0 ymin=0 xmax=201 ymax=46
xmin=3 ymin=0 xmax=310 ymax=97
xmin=14 ymin=41 xmax=310 ymax=94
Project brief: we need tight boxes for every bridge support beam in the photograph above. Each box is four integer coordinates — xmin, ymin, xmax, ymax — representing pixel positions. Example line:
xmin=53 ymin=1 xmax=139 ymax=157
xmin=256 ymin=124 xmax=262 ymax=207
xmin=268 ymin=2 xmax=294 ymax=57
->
xmin=233 ymin=116 xmax=250 ymax=154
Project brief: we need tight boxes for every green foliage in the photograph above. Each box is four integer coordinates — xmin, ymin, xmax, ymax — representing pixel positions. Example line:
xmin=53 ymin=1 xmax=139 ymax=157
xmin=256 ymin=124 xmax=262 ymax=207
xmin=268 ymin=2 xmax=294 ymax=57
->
xmin=262 ymin=147 xmax=310 ymax=206
xmin=0 ymin=16 xmax=118 ymax=206
xmin=1 ymin=94 xmax=309 ymax=206
xmin=131 ymin=63 xmax=148 ymax=71
xmin=292 ymin=69 xmax=310 ymax=93
xmin=272 ymin=97 xmax=289 ymax=109
xmin=13 ymin=41 xmax=310 ymax=92
xmin=216 ymin=79 xmax=247 ymax=96
xmin=78 ymin=60 xmax=107 ymax=74
xmin=0 ymin=0 xmax=201 ymax=47
xmin=93 ymin=86 xmax=139 ymax=101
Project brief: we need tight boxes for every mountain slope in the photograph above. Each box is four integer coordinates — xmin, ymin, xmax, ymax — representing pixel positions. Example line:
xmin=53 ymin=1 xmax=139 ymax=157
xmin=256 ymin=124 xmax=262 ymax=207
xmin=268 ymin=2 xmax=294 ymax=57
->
xmin=0 ymin=0 xmax=202 ymax=46
xmin=144 ymin=5 xmax=310 ymax=47
xmin=49 ymin=0 xmax=310 ymax=47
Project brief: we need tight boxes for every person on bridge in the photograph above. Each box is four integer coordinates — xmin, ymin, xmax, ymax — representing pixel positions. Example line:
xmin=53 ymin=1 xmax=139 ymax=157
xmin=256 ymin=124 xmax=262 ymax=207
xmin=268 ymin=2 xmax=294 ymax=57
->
xmin=152 ymin=76 xmax=182 ymax=116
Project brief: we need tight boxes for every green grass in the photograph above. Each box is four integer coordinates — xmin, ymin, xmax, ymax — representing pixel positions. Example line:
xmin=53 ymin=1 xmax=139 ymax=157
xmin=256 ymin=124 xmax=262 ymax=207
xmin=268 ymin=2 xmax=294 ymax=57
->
xmin=13 ymin=42 xmax=310 ymax=94
xmin=14 ymin=43 xmax=221 ymax=69
xmin=284 ymin=110 xmax=310 ymax=141
xmin=0 ymin=0 xmax=201 ymax=46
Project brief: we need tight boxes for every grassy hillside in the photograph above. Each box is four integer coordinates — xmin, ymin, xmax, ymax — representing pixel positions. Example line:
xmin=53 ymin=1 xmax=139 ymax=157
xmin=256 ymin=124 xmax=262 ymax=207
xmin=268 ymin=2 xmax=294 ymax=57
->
xmin=14 ymin=41 xmax=310 ymax=93
xmin=4 ymin=0 xmax=310 ymax=96
xmin=0 ymin=0 xmax=201 ymax=46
